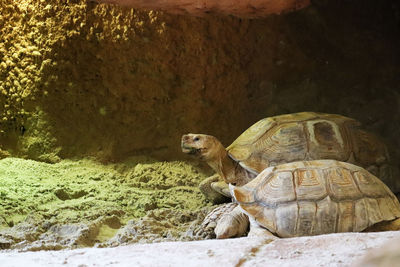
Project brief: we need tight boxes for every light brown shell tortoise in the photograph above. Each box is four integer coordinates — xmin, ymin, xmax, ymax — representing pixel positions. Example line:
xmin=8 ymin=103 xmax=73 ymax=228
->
xmin=182 ymin=112 xmax=399 ymax=203
xmin=215 ymin=160 xmax=400 ymax=240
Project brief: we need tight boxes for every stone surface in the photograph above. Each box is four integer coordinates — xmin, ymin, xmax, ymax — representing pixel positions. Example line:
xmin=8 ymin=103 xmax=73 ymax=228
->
xmin=352 ymin=236 xmax=400 ymax=267
xmin=1 ymin=231 xmax=400 ymax=267
xmin=95 ymin=0 xmax=310 ymax=18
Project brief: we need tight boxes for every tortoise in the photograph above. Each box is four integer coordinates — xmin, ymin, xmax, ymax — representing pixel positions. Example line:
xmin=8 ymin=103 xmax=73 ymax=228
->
xmin=181 ymin=112 xmax=399 ymax=203
xmin=215 ymin=160 xmax=400 ymax=239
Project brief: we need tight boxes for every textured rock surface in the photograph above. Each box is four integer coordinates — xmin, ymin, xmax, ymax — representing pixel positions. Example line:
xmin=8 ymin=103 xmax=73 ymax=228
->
xmin=95 ymin=0 xmax=310 ymax=18
xmin=1 ymin=231 xmax=400 ymax=267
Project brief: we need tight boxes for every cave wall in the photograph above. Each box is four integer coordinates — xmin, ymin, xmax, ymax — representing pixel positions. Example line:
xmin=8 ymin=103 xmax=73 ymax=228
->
xmin=0 ymin=0 xmax=399 ymax=166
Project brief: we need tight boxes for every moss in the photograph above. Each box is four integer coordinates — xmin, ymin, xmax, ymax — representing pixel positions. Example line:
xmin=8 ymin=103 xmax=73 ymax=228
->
xmin=0 ymin=157 xmax=211 ymax=246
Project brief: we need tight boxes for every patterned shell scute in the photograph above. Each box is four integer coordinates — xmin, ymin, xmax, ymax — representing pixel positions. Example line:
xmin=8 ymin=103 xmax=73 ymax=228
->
xmin=325 ymin=167 xmax=363 ymax=200
xmin=235 ymin=160 xmax=400 ymax=237
xmin=312 ymin=196 xmax=338 ymax=235
xmin=337 ymin=201 xmax=354 ymax=232
xmin=265 ymin=122 xmax=308 ymax=162
xmin=255 ymin=170 xmax=296 ymax=206
xmin=306 ymin=119 xmax=352 ymax=161
xmin=353 ymin=171 xmax=389 ymax=197
xmin=293 ymin=168 xmax=328 ymax=201
xmin=350 ymin=128 xmax=389 ymax=167
xmin=226 ymin=117 xmax=277 ymax=163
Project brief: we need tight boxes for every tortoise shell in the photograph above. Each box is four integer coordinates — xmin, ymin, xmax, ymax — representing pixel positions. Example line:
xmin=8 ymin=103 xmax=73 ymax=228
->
xmin=226 ymin=112 xmax=397 ymax=192
xmin=232 ymin=160 xmax=400 ymax=238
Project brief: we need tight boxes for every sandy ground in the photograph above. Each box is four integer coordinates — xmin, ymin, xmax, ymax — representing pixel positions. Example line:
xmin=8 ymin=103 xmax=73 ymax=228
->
xmin=1 ymin=231 xmax=400 ymax=267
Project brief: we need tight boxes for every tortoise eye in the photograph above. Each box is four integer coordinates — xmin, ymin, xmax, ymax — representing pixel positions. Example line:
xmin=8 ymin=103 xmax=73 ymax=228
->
xmin=193 ymin=137 xmax=200 ymax=142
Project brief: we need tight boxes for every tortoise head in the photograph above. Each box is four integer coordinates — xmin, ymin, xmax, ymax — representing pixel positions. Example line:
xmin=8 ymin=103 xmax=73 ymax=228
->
xmin=181 ymin=134 xmax=225 ymax=161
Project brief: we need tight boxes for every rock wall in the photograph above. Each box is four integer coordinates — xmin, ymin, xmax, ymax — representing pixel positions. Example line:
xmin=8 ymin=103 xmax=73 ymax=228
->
xmin=0 ymin=0 xmax=399 ymax=165
xmin=95 ymin=0 xmax=310 ymax=18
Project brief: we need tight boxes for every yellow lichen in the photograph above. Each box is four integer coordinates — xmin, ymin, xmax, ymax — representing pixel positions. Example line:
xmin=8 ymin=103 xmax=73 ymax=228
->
xmin=31 ymin=51 xmax=42 ymax=57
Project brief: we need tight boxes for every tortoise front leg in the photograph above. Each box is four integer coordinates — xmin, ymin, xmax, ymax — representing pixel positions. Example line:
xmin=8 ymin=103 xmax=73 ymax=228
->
xmin=199 ymin=174 xmax=230 ymax=204
xmin=215 ymin=206 xmax=249 ymax=238
xmin=211 ymin=180 xmax=231 ymax=198
xmin=248 ymin=217 xmax=278 ymax=241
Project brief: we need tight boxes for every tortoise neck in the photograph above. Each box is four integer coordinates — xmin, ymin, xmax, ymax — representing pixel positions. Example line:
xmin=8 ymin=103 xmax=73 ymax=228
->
xmin=204 ymin=141 xmax=255 ymax=185
xmin=208 ymin=152 xmax=256 ymax=186
xmin=208 ymin=151 xmax=257 ymax=186
xmin=206 ymin=148 xmax=236 ymax=184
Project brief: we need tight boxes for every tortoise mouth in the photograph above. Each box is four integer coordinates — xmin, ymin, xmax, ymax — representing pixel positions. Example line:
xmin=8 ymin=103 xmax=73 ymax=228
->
xmin=181 ymin=145 xmax=201 ymax=155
